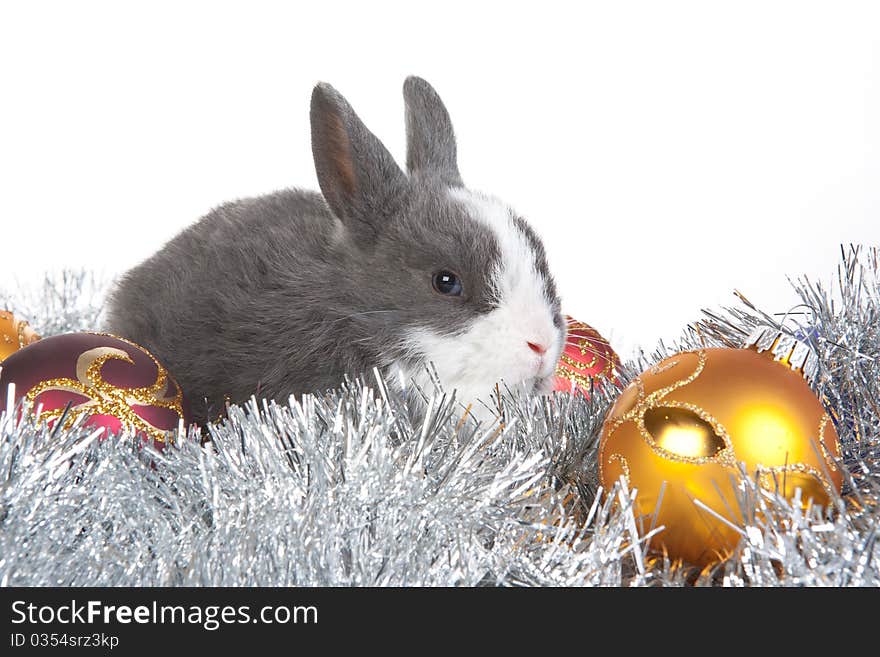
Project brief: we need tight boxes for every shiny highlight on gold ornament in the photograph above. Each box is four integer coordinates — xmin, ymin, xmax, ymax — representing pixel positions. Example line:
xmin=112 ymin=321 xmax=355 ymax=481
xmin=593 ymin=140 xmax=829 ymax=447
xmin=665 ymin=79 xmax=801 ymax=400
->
xmin=644 ymin=406 xmax=726 ymax=459
xmin=599 ymin=345 xmax=842 ymax=566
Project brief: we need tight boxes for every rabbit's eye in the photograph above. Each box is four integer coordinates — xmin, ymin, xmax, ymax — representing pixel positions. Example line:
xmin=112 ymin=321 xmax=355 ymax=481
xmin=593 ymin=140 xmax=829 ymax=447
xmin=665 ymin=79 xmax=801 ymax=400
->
xmin=432 ymin=270 xmax=463 ymax=296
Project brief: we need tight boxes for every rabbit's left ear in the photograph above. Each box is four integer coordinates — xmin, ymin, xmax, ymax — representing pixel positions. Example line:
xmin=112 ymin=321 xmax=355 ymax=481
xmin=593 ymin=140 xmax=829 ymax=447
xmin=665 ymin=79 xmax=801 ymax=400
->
xmin=403 ymin=76 xmax=461 ymax=186
xmin=311 ymin=82 xmax=407 ymax=242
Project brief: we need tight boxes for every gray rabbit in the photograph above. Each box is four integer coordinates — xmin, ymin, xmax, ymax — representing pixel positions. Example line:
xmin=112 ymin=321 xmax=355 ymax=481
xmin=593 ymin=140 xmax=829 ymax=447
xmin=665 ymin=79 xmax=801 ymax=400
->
xmin=105 ymin=77 xmax=565 ymax=425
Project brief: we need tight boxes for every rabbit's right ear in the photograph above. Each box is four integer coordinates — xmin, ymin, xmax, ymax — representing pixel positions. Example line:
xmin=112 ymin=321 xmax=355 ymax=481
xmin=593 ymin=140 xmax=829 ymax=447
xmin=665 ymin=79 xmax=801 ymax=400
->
xmin=404 ymin=76 xmax=462 ymax=186
xmin=311 ymin=83 xmax=407 ymax=241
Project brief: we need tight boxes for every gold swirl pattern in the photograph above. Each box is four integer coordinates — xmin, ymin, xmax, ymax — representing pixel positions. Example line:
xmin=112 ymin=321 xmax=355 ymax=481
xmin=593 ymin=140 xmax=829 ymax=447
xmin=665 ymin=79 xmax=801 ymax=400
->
xmin=23 ymin=341 xmax=184 ymax=443
xmin=608 ymin=453 xmax=631 ymax=487
xmin=757 ymin=463 xmax=835 ymax=501
xmin=555 ymin=317 xmax=619 ymax=388
xmin=817 ymin=414 xmax=838 ymax=473
xmin=753 ymin=412 xmax=841 ymax=501
xmin=558 ymin=351 xmax=598 ymax=371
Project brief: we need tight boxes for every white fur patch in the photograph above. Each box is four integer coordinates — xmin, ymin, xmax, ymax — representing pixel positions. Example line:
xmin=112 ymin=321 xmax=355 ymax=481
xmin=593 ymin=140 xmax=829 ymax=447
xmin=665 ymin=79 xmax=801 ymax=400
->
xmin=391 ymin=189 xmax=563 ymax=424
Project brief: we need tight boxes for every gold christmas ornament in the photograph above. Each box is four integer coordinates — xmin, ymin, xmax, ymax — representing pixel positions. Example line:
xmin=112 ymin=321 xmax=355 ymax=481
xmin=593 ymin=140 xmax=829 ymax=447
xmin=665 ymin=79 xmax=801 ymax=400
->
xmin=598 ymin=341 xmax=842 ymax=565
xmin=0 ymin=310 xmax=41 ymax=362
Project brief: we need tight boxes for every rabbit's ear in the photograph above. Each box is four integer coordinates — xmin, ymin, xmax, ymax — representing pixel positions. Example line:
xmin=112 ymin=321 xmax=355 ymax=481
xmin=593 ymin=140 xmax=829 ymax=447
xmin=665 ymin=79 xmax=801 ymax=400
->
xmin=403 ymin=76 xmax=461 ymax=185
xmin=311 ymin=83 xmax=407 ymax=238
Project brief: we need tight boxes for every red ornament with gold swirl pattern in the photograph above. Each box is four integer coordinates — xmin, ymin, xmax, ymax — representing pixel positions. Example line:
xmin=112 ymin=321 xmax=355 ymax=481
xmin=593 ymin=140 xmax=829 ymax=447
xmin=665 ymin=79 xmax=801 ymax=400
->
xmin=0 ymin=332 xmax=190 ymax=444
xmin=553 ymin=315 xmax=620 ymax=396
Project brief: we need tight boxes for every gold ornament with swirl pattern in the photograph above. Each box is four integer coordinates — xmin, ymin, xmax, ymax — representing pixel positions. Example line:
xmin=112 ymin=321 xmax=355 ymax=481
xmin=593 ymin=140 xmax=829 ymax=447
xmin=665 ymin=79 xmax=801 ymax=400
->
xmin=599 ymin=344 xmax=842 ymax=565
xmin=0 ymin=310 xmax=41 ymax=361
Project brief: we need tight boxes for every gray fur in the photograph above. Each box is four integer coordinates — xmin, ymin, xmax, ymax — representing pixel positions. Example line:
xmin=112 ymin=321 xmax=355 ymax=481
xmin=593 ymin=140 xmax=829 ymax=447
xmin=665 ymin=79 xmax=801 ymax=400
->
xmin=311 ymin=83 xmax=407 ymax=244
xmin=404 ymin=76 xmax=461 ymax=185
xmin=105 ymin=77 xmax=559 ymax=424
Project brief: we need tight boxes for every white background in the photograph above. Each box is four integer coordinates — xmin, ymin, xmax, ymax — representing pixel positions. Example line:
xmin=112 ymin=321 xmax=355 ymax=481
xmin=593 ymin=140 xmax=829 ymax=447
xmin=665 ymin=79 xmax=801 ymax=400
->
xmin=1 ymin=1 xmax=878 ymax=358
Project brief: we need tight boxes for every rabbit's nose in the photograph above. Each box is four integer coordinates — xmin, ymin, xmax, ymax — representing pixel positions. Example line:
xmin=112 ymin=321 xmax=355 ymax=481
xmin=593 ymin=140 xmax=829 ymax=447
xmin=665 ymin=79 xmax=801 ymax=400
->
xmin=527 ymin=341 xmax=547 ymax=355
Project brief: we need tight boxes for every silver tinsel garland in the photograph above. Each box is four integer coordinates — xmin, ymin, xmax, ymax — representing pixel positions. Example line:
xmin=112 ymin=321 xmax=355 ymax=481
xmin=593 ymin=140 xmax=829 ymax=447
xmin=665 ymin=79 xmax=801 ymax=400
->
xmin=1 ymin=247 xmax=879 ymax=586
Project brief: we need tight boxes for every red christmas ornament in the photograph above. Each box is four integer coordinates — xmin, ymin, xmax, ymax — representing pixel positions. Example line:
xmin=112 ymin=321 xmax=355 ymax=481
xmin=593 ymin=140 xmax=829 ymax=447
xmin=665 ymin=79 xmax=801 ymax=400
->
xmin=553 ymin=315 xmax=620 ymax=396
xmin=0 ymin=333 xmax=190 ymax=444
